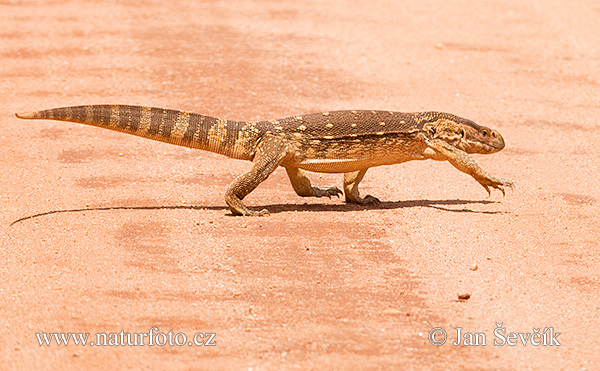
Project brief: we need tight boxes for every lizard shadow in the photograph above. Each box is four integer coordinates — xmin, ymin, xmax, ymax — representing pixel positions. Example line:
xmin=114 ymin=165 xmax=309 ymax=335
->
xmin=9 ymin=199 xmax=502 ymax=226
xmin=263 ymin=199 xmax=503 ymax=215
xmin=8 ymin=205 xmax=223 ymax=226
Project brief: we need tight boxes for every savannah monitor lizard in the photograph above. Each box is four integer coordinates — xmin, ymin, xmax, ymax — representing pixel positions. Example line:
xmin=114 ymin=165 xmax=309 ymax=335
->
xmin=16 ymin=105 xmax=513 ymax=216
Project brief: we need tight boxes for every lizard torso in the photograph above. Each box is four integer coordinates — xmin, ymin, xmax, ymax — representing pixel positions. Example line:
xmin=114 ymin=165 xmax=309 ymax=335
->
xmin=279 ymin=110 xmax=429 ymax=173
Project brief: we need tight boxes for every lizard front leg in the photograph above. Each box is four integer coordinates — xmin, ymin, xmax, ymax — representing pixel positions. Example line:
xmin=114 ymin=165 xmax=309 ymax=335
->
xmin=343 ymin=169 xmax=380 ymax=204
xmin=284 ymin=167 xmax=342 ymax=198
xmin=224 ymin=136 xmax=288 ymax=216
xmin=426 ymin=138 xmax=514 ymax=195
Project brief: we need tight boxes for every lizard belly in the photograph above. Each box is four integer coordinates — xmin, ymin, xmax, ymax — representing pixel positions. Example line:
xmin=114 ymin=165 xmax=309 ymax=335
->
xmin=291 ymin=154 xmax=416 ymax=173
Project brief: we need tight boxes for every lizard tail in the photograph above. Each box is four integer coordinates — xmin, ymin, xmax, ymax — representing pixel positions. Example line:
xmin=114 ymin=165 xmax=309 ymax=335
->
xmin=15 ymin=112 xmax=41 ymax=119
xmin=15 ymin=105 xmax=259 ymax=160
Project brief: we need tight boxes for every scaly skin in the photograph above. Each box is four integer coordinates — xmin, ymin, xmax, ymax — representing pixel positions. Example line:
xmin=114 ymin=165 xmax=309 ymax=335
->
xmin=16 ymin=105 xmax=513 ymax=215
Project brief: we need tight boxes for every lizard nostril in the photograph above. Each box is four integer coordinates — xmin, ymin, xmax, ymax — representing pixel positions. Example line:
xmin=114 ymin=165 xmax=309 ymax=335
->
xmin=492 ymin=131 xmax=497 ymax=138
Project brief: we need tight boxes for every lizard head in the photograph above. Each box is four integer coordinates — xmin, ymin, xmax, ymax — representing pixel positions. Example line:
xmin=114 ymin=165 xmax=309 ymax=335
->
xmin=422 ymin=113 xmax=505 ymax=154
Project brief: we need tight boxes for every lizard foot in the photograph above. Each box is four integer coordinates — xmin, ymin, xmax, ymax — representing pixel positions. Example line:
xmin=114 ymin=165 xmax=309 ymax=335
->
xmin=313 ymin=185 xmax=343 ymax=198
xmin=228 ymin=205 xmax=270 ymax=216
xmin=243 ymin=208 xmax=270 ymax=216
xmin=480 ymin=177 xmax=515 ymax=197
xmin=346 ymin=194 xmax=381 ymax=205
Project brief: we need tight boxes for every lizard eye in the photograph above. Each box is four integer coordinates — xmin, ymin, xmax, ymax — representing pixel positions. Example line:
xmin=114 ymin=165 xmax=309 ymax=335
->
xmin=482 ymin=130 xmax=489 ymax=137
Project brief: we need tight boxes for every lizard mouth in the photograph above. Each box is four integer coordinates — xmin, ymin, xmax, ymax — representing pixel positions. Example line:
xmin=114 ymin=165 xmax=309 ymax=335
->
xmin=489 ymin=135 xmax=506 ymax=151
xmin=463 ymin=136 xmax=505 ymax=154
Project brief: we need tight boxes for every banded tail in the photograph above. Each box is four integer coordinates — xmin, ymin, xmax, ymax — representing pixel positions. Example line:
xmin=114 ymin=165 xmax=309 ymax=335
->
xmin=16 ymin=105 xmax=261 ymax=160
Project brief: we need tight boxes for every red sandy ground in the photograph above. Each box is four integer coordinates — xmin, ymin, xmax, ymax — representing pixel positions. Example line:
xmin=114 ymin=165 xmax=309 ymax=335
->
xmin=1 ymin=0 xmax=599 ymax=369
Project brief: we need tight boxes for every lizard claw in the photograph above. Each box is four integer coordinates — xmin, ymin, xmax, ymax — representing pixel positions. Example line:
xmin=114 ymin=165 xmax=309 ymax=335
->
xmin=333 ymin=187 xmax=343 ymax=198
xmin=483 ymin=185 xmax=491 ymax=197
xmin=480 ymin=177 xmax=514 ymax=197
xmin=313 ymin=185 xmax=343 ymax=198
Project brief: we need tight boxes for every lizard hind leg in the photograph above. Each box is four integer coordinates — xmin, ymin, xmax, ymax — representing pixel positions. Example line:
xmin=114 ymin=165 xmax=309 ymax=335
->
xmin=284 ymin=167 xmax=342 ymax=198
xmin=343 ymin=169 xmax=380 ymax=204
xmin=224 ymin=136 xmax=288 ymax=216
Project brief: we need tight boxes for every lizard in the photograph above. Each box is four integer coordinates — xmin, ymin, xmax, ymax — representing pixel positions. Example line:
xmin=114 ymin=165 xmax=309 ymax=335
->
xmin=16 ymin=105 xmax=513 ymax=216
